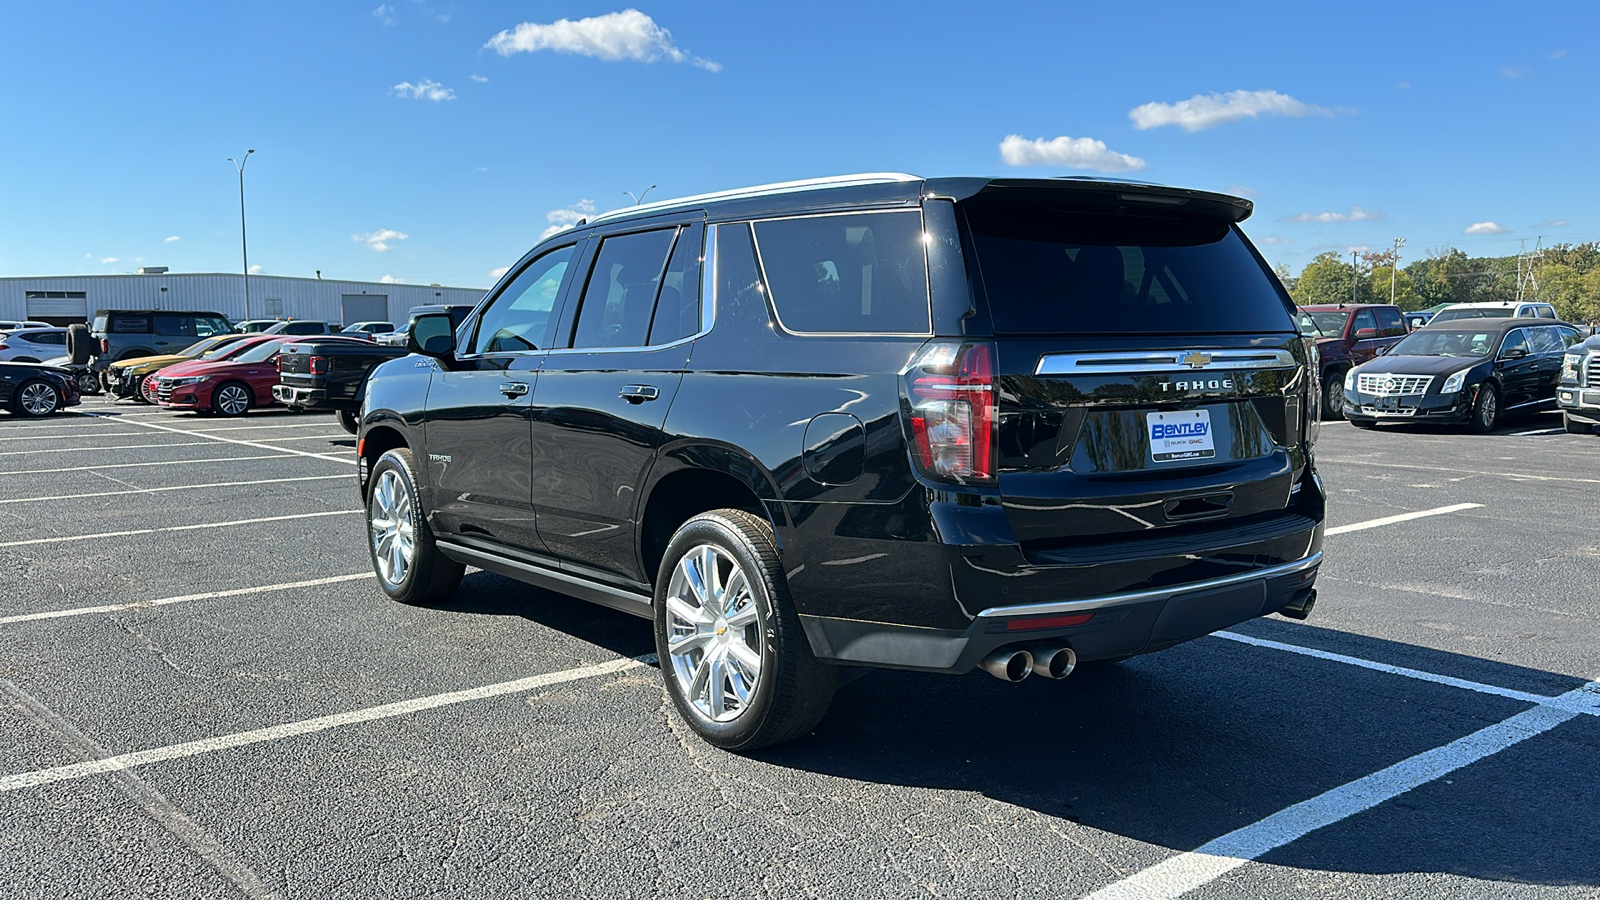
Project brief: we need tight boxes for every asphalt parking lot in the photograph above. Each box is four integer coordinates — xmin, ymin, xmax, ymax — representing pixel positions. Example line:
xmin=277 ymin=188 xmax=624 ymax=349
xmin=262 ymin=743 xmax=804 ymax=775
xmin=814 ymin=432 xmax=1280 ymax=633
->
xmin=2 ymin=398 xmax=1597 ymax=899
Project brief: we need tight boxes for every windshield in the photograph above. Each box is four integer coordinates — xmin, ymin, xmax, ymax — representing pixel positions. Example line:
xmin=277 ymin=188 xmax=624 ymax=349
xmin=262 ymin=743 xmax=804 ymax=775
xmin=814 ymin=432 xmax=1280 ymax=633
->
xmin=1299 ymin=310 xmax=1350 ymax=337
xmin=1432 ymin=307 xmax=1513 ymax=322
xmin=229 ymin=339 xmax=285 ymax=364
xmin=1388 ymin=329 xmax=1498 ymax=358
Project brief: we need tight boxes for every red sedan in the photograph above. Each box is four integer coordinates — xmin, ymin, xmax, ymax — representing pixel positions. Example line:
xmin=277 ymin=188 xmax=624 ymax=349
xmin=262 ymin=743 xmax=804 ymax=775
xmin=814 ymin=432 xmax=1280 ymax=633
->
xmin=155 ymin=335 xmax=363 ymax=416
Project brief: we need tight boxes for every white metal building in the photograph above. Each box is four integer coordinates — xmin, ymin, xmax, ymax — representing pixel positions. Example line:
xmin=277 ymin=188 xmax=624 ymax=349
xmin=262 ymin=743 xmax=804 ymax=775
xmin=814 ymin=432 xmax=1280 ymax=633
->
xmin=0 ymin=272 xmax=486 ymax=327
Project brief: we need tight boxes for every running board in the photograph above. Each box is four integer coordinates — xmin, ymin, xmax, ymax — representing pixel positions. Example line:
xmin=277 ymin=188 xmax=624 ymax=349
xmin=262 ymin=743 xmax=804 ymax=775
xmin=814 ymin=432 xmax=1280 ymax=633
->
xmin=436 ymin=540 xmax=654 ymax=619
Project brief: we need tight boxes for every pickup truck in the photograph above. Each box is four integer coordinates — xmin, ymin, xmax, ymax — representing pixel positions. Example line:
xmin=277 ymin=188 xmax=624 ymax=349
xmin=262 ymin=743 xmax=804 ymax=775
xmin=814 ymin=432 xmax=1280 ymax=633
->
xmin=272 ymin=338 xmax=406 ymax=433
xmin=1298 ymin=303 xmax=1408 ymax=419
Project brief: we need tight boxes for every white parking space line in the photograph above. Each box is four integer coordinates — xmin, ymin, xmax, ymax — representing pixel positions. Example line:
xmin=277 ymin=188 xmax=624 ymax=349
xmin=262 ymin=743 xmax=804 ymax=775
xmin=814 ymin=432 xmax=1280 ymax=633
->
xmin=1215 ymin=632 xmax=1600 ymax=717
xmin=11 ymin=454 xmax=298 ymax=475
xmin=1082 ymin=684 xmax=1593 ymax=900
xmin=0 ymin=573 xmax=373 ymax=625
xmin=1324 ymin=503 xmax=1482 ymax=536
xmin=0 ymin=510 xmax=360 ymax=548
xmin=88 ymin=414 xmax=355 ymax=465
xmin=1319 ymin=458 xmax=1600 ymax=486
xmin=0 ymin=474 xmax=350 ymax=506
xmin=0 ymin=655 xmax=654 ymax=792
xmin=1510 ymin=427 xmax=1564 ymax=436
xmin=185 ymin=421 xmax=342 ymax=433
xmin=0 ymin=440 xmax=234 ymax=456
xmin=0 ymin=430 xmax=161 ymax=442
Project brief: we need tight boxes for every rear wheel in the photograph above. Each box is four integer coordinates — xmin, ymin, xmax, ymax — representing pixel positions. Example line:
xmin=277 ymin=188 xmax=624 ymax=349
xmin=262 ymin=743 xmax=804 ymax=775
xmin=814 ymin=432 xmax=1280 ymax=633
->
xmin=211 ymin=381 xmax=253 ymax=417
xmin=654 ymin=509 xmax=836 ymax=751
xmin=1565 ymin=412 xmax=1596 ymax=435
xmin=74 ymin=370 xmax=101 ymax=395
xmin=1321 ymin=371 xmax=1346 ymax=420
xmin=336 ymin=409 xmax=359 ymax=435
xmin=11 ymin=380 xmax=61 ymax=417
xmin=1468 ymin=384 xmax=1499 ymax=433
xmin=367 ymin=448 xmax=463 ymax=605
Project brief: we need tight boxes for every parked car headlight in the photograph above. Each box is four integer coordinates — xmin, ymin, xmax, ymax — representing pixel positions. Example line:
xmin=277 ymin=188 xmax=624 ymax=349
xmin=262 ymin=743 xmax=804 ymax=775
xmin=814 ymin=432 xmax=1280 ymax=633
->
xmin=1562 ymin=353 xmax=1582 ymax=382
xmin=1440 ymin=370 xmax=1467 ymax=394
xmin=1344 ymin=367 xmax=1358 ymax=392
xmin=167 ymin=375 xmax=210 ymax=386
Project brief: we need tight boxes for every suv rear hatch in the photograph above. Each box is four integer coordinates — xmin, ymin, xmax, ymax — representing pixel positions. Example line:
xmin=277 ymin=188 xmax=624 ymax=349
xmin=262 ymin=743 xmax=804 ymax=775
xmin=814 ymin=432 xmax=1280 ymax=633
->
xmin=957 ymin=184 xmax=1313 ymax=559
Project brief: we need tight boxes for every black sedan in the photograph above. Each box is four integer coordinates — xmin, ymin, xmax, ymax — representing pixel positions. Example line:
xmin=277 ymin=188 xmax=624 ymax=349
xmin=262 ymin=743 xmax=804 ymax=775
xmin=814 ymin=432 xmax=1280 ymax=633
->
xmin=1343 ymin=317 xmax=1583 ymax=432
xmin=0 ymin=361 xmax=82 ymax=418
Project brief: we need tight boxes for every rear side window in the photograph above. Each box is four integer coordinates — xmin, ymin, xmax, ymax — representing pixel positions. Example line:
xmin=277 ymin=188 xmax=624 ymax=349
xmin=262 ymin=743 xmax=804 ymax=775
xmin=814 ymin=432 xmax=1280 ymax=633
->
xmin=572 ymin=229 xmax=677 ymax=349
xmin=283 ymin=321 xmax=324 ymax=335
xmin=751 ymin=211 xmax=931 ymax=335
xmin=111 ymin=314 xmax=150 ymax=333
xmin=649 ymin=228 xmax=703 ymax=346
xmin=965 ymin=204 xmax=1294 ymax=335
xmin=154 ymin=315 xmax=196 ymax=337
xmin=1528 ymin=326 xmax=1564 ymax=355
xmin=1376 ymin=307 xmax=1405 ymax=337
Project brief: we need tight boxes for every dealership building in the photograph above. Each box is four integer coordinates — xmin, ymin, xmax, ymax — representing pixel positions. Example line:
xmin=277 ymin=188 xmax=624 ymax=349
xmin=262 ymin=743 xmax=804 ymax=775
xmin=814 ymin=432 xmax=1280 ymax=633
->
xmin=0 ymin=270 xmax=486 ymax=327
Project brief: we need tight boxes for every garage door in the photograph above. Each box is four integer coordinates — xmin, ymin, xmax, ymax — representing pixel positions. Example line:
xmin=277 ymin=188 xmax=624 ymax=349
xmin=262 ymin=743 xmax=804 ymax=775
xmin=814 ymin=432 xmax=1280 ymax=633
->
xmin=341 ymin=294 xmax=388 ymax=326
xmin=25 ymin=291 xmax=88 ymax=320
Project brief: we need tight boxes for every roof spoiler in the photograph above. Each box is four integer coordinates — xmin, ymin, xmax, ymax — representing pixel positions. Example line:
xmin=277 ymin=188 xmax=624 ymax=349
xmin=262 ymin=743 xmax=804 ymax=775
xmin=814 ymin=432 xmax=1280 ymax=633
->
xmin=928 ymin=177 xmax=1254 ymax=223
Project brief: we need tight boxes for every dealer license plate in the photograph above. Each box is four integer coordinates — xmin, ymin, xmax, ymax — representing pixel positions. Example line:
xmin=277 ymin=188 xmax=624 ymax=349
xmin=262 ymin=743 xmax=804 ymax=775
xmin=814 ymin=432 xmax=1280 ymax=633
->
xmin=1147 ymin=410 xmax=1216 ymax=463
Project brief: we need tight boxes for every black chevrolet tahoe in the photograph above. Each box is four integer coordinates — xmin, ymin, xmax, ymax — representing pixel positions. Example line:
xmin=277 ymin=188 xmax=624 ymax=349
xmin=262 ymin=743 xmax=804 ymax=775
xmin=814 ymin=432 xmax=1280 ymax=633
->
xmin=355 ymin=174 xmax=1326 ymax=750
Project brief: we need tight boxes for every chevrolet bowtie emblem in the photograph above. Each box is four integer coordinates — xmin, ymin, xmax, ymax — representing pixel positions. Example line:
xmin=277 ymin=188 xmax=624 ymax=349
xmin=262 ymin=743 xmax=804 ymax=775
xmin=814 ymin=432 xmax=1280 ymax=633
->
xmin=1181 ymin=351 xmax=1212 ymax=369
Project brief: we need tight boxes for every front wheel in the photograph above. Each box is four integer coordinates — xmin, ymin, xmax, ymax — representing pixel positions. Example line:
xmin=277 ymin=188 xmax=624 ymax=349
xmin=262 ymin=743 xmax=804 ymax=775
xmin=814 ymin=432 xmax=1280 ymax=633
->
xmin=1322 ymin=372 xmax=1346 ymax=420
xmin=336 ymin=409 xmax=359 ymax=435
xmin=11 ymin=380 xmax=61 ymax=417
xmin=1468 ymin=384 xmax=1499 ymax=433
xmin=367 ymin=448 xmax=463 ymax=605
xmin=654 ymin=509 xmax=836 ymax=751
xmin=211 ymin=381 xmax=253 ymax=417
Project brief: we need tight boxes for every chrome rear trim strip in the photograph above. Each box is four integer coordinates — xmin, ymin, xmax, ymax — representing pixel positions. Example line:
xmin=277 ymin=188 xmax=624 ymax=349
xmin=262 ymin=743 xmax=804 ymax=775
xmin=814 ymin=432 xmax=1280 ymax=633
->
xmin=975 ymin=551 xmax=1323 ymax=619
xmin=1035 ymin=348 xmax=1296 ymax=376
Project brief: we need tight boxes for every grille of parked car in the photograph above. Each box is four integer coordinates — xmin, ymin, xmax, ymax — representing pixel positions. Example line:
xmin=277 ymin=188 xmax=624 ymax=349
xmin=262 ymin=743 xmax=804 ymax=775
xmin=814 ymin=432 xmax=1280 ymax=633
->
xmin=156 ymin=378 xmax=175 ymax=403
xmin=1357 ymin=374 xmax=1433 ymax=396
xmin=1585 ymin=354 xmax=1600 ymax=388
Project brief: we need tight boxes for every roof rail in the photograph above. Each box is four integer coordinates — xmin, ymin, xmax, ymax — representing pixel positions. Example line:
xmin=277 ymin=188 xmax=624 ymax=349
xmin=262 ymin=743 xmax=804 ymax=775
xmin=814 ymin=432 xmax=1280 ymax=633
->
xmin=585 ymin=172 xmax=922 ymax=225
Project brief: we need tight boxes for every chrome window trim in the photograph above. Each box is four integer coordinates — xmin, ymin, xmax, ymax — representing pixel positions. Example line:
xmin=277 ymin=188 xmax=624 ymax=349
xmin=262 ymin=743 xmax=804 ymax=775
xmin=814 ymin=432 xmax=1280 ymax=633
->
xmin=975 ymin=551 xmax=1323 ymax=619
xmin=747 ymin=208 xmax=935 ymax=339
xmin=1034 ymin=348 xmax=1296 ymax=376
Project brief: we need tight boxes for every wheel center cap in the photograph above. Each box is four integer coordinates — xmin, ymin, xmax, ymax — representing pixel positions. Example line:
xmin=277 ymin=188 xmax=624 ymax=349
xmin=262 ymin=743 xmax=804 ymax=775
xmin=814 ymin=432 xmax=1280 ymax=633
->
xmin=714 ymin=618 xmax=729 ymax=639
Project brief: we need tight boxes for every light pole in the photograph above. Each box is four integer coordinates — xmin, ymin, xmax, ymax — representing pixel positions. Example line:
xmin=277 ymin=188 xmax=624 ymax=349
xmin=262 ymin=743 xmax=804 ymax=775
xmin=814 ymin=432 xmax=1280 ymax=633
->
xmin=1390 ymin=237 xmax=1406 ymax=304
xmin=227 ymin=149 xmax=255 ymax=320
xmin=623 ymin=184 xmax=657 ymax=205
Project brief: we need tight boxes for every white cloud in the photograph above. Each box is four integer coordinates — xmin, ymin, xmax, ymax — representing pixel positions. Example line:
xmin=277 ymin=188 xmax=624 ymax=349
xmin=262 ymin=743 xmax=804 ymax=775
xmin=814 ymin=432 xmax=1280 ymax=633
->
xmin=1499 ymin=66 xmax=1529 ymax=79
xmin=540 ymin=199 xmax=598 ymax=238
xmin=379 ymin=274 xmax=405 ymax=284
xmin=1534 ymin=219 xmax=1568 ymax=228
xmin=1284 ymin=206 xmax=1384 ymax=223
xmin=489 ymin=266 xmax=511 ymax=280
xmin=393 ymin=79 xmax=455 ymax=101
xmin=1343 ymin=245 xmax=1371 ymax=255
xmin=99 ymin=257 xmax=117 ymax=264
xmin=1550 ymin=48 xmax=1568 ymax=60
xmin=354 ymin=228 xmax=409 ymax=252
xmin=1396 ymin=81 xmax=1412 ymax=89
xmin=485 ymin=9 xmax=721 ymax=72
xmin=248 ymin=264 xmax=263 ymax=275
xmin=998 ymin=134 xmax=1147 ymax=172
xmin=164 ymin=235 xmax=181 ymax=243
xmin=1129 ymin=90 xmax=1334 ymax=132
xmin=1463 ymin=221 xmax=1511 ymax=235
xmin=469 ymin=73 xmax=488 ymax=83
xmin=1226 ymin=183 xmax=1259 ymax=198
xmin=373 ymin=4 xmax=394 ymax=26
xmin=1259 ymin=236 xmax=1294 ymax=246
xmin=436 ymin=14 xmax=450 ymax=23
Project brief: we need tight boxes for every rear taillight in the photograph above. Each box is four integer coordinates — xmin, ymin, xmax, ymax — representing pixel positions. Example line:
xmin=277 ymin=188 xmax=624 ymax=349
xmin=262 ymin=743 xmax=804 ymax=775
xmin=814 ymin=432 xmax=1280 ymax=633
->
xmin=309 ymin=356 xmax=329 ymax=375
xmin=0 ymin=344 xmax=8 ymax=351
xmin=903 ymin=341 xmax=997 ymax=484
xmin=1301 ymin=337 xmax=1320 ymax=448
xmin=100 ymin=338 xmax=109 ymax=353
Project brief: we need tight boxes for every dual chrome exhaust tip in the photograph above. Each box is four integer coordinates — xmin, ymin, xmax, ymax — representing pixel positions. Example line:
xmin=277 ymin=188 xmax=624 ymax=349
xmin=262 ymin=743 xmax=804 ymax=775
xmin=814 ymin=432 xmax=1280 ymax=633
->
xmin=978 ymin=643 xmax=1077 ymax=683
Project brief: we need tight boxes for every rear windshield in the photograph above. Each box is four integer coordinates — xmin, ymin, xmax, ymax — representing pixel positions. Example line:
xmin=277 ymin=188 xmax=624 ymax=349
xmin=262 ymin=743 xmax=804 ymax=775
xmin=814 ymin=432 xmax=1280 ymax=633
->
xmin=965 ymin=205 xmax=1295 ymax=335
xmin=1431 ymin=307 xmax=1512 ymax=322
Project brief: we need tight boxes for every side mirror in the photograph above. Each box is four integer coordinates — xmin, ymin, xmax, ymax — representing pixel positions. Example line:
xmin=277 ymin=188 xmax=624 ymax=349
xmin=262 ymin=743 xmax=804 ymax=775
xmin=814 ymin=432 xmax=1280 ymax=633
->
xmin=1501 ymin=347 xmax=1527 ymax=360
xmin=407 ymin=313 xmax=457 ymax=359
xmin=1354 ymin=327 xmax=1378 ymax=339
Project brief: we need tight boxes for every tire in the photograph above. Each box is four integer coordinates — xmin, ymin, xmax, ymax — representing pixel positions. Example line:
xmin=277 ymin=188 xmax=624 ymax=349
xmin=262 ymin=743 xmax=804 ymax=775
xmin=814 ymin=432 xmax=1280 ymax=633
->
xmin=139 ymin=375 xmax=158 ymax=405
xmin=654 ymin=509 xmax=837 ymax=751
xmin=211 ymin=381 xmax=253 ymax=417
xmin=1565 ymin=412 xmax=1596 ymax=435
xmin=74 ymin=370 xmax=101 ymax=395
xmin=1321 ymin=371 xmax=1346 ymax=421
xmin=65 ymin=324 xmax=93 ymax=365
xmin=366 ymin=448 xmax=463 ymax=605
xmin=1468 ymin=384 xmax=1499 ymax=433
xmin=11 ymin=380 xmax=61 ymax=417
xmin=336 ymin=409 xmax=359 ymax=435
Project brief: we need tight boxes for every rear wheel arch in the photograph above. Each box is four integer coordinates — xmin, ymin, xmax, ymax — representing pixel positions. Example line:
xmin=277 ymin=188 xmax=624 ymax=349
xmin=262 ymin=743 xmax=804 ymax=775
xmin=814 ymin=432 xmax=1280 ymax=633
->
xmin=639 ymin=461 xmax=778 ymax=587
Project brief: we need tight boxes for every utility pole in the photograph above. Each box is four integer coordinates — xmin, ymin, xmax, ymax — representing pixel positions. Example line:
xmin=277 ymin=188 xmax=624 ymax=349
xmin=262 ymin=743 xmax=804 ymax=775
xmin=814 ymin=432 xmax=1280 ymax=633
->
xmin=1390 ymin=237 xmax=1406 ymax=304
xmin=1351 ymin=250 xmax=1359 ymax=305
xmin=227 ymin=149 xmax=256 ymax=321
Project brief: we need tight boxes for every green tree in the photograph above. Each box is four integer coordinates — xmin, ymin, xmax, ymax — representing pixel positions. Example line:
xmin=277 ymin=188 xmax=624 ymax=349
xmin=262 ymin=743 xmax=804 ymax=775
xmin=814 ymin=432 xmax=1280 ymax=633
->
xmin=1292 ymin=252 xmax=1371 ymax=306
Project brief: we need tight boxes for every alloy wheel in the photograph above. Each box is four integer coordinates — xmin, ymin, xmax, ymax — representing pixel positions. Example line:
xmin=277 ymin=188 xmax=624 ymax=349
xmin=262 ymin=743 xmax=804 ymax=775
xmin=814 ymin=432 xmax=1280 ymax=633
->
xmin=19 ymin=383 xmax=58 ymax=416
xmin=216 ymin=384 xmax=250 ymax=415
xmin=664 ymin=544 xmax=765 ymax=723
xmin=369 ymin=469 xmax=415 ymax=587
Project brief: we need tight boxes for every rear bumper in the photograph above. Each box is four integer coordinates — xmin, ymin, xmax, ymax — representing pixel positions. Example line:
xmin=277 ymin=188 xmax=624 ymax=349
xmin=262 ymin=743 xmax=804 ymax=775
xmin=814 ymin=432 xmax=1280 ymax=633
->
xmin=272 ymin=385 xmax=334 ymax=408
xmin=799 ymin=551 xmax=1322 ymax=673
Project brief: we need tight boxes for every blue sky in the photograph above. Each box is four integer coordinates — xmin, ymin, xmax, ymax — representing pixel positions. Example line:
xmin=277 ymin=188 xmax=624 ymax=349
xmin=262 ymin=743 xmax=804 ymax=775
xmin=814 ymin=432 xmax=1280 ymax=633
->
xmin=2 ymin=1 xmax=1595 ymax=288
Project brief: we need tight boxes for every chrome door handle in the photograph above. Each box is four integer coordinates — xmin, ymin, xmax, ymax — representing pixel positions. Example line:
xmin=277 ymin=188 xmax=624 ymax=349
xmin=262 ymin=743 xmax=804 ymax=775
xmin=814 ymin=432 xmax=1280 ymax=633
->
xmin=619 ymin=384 xmax=660 ymax=403
xmin=499 ymin=382 xmax=529 ymax=397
